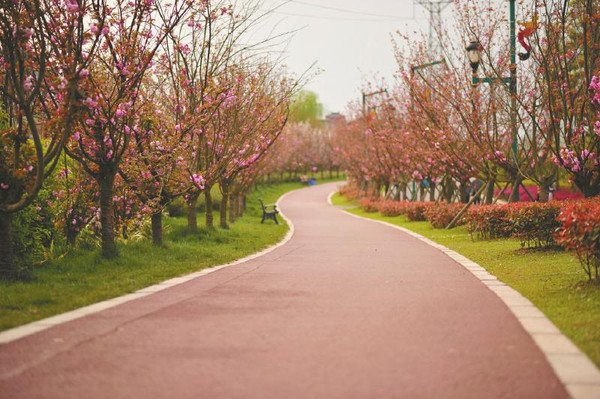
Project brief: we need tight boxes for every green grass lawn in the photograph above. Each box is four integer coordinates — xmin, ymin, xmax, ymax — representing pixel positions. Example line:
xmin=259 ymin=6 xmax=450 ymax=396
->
xmin=332 ymin=192 xmax=600 ymax=367
xmin=0 ymin=180 xmax=340 ymax=332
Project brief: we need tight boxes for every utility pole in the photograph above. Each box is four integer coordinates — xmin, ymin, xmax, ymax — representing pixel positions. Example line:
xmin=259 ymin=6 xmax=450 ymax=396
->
xmin=415 ymin=0 xmax=453 ymax=58
xmin=362 ymin=89 xmax=388 ymax=115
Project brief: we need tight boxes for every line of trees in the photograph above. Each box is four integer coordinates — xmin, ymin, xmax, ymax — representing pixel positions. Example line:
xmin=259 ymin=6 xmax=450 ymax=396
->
xmin=335 ymin=0 xmax=599 ymax=204
xmin=0 ymin=0 xmax=303 ymax=279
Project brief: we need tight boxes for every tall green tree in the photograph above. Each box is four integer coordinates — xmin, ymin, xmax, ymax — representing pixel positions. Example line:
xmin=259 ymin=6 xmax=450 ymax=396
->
xmin=289 ymin=91 xmax=323 ymax=126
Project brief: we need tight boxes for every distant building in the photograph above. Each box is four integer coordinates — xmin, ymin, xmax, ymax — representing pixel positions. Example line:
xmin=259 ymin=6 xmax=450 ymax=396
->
xmin=324 ymin=112 xmax=345 ymax=128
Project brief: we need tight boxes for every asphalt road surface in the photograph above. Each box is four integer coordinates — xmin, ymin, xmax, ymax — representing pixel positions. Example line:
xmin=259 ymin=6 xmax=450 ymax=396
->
xmin=0 ymin=182 xmax=568 ymax=398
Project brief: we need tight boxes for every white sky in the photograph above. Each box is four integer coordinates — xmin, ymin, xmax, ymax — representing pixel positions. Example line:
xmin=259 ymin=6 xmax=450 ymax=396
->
xmin=256 ymin=0 xmax=452 ymax=115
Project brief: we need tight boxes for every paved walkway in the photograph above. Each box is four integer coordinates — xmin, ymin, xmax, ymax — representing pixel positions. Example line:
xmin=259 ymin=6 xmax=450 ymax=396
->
xmin=0 ymin=182 xmax=568 ymax=398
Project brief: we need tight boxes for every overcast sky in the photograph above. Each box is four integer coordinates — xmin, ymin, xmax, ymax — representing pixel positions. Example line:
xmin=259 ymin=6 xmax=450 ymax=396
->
xmin=256 ymin=0 xmax=452 ymax=115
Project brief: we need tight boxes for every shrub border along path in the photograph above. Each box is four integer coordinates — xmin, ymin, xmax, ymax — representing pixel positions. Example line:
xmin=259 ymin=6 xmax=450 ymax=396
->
xmin=328 ymin=192 xmax=600 ymax=399
xmin=0 ymin=189 xmax=300 ymax=345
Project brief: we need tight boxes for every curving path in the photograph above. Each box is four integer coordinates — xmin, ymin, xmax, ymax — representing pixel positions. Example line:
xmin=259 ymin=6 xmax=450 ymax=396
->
xmin=0 ymin=182 xmax=568 ymax=398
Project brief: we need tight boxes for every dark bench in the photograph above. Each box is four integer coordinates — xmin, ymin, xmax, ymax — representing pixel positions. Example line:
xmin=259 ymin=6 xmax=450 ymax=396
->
xmin=258 ymin=199 xmax=279 ymax=224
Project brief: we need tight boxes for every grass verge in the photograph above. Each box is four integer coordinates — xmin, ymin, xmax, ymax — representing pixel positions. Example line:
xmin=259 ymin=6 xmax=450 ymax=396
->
xmin=331 ymin=192 xmax=600 ymax=367
xmin=0 ymin=179 xmax=340 ymax=332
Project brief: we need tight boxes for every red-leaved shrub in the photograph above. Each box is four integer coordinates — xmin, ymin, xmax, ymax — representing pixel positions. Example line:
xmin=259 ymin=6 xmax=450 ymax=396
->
xmin=505 ymin=202 xmax=561 ymax=248
xmin=338 ymin=184 xmax=361 ymax=200
xmin=555 ymin=200 xmax=600 ymax=281
xmin=404 ymin=202 xmax=434 ymax=222
xmin=466 ymin=205 xmax=512 ymax=240
xmin=424 ymin=203 xmax=465 ymax=228
xmin=379 ymin=200 xmax=409 ymax=217
xmin=358 ymin=198 xmax=380 ymax=213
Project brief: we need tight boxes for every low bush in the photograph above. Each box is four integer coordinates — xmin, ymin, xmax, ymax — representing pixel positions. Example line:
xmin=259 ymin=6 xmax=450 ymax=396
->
xmin=555 ymin=200 xmax=600 ymax=281
xmin=404 ymin=202 xmax=434 ymax=222
xmin=379 ymin=200 xmax=409 ymax=217
xmin=424 ymin=203 xmax=465 ymax=229
xmin=465 ymin=202 xmax=560 ymax=248
xmin=10 ymin=187 xmax=57 ymax=278
xmin=466 ymin=205 xmax=512 ymax=240
xmin=506 ymin=202 xmax=561 ymax=248
xmin=358 ymin=198 xmax=380 ymax=213
xmin=339 ymin=184 xmax=362 ymax=200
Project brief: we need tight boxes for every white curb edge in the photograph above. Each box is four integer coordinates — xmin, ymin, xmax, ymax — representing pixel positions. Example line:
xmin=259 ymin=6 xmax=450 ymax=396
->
xmin=336 ymin=196 xmax=600 ymax=399
xmin=327 ymin=191 xmax=335 ymax=205
xmin=0 ymin=190 xmax=298 ymax=346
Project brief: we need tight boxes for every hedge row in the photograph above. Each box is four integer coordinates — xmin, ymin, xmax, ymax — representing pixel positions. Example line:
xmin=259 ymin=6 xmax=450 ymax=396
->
xmin=358 ymin=200 xmax=463 ymax=225
xmin=466 ymin=202 xmax=561 ymax=249
xmin=354 ymin=195 xmax=600 ymax=281
xmin=555 ymin=200 xmax=600 ymax=281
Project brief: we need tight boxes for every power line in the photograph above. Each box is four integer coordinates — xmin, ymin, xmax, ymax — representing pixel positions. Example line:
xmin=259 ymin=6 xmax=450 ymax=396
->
xmin=286 ymin=0 xmax=413 ymax=20
xmin=273 ymin=11 xmax=412 ymax=22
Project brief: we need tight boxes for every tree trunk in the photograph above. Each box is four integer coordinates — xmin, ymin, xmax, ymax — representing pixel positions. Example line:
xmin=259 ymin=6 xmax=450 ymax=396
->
xmin=485 ymin=178 xmax=495 ymax=204
xmin=238 ymin=194 xmax=246 ymax=218
xmin=508 ymin=176 xmax=523 ymax=203
xmin=229 ymin=195 xmax=237 ymax=224
xmin=205 ymin=186 xmax=213 ymax=228
xmin=220 ymin=181 xmax=229 ymax=229
xmin=459 ymin=180 xmax=470 ymax=203
xmin=187 ymin=193 xmax=198 ymax=233
xmin=66 ymin=227 xmax=77 ymax=246
xmin=429 ymin=182 xmax=436 ymax=202
xmin=0 ymin=212 xmax=16 ymax=280
xmin=151 ymin=212 xmax=163 ymax=245
xmin=99 ymin=171 xmax=117 ymax=258
xmin=442 ymin=177 xmax=454 ymax=203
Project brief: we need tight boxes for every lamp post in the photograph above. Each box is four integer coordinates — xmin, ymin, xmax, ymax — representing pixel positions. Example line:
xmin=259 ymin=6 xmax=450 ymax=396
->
xmin=466 ymin=40 xmax=482 ymax=84
xmin=362 ymin=89 xmax=388 ymax=115
xmin=465 ymin=0 xmax=520 ymax=201
xmin=408 ymin=59 xmax=447 ymax=201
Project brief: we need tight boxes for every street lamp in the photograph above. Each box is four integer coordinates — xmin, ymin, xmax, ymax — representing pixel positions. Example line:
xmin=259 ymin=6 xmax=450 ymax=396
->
xmin=464 ymin=0 xmax=521 ymax=202
xmin=465 ymin=40 xmax=481 ymax=74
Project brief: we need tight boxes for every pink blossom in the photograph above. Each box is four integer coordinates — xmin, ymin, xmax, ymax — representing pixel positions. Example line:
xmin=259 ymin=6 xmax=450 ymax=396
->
xmin=191 ymin=173 xmax=205 ymax=189
xmin=79 ymin=69 xmax=89 ymax=78
xmin=65 ymin=0 xmax=78 ymax=12
xmin=23 ymin=75 xmax=33 ymax=92
xmin=0 ymin=183 xmax=8 ymax=190
xmin=90 ymin=25 xmax=99 ymax=35
xmin=115 ymin=109 xmax=126 ymax=118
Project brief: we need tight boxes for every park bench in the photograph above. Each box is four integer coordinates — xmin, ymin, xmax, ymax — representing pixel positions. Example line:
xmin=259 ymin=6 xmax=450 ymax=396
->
xmin=258 ymin=199 xmax=279 ymax=224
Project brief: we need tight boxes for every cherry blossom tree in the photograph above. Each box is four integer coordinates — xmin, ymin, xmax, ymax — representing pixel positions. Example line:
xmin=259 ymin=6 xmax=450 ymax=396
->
xmin=0 ymin=0 xmax=96 ymax=277
xmin=66 ymin=0 xmax=190 ymax=257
